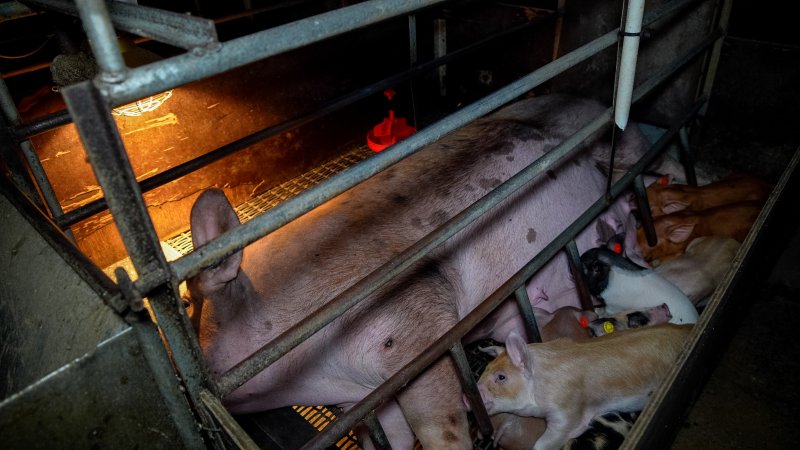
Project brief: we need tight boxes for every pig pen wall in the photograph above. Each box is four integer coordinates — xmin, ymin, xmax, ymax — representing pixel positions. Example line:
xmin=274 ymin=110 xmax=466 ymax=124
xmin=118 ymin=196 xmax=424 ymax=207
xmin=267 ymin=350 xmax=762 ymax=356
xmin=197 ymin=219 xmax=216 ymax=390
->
xmin=3 ymin=0 xmax=793 ymax=449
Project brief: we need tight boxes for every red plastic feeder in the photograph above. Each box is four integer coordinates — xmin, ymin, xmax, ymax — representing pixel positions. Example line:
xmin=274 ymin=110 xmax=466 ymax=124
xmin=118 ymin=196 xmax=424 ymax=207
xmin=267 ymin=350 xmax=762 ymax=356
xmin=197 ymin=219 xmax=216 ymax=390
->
xmin=367 ymin=89 xmax=416 ymax=152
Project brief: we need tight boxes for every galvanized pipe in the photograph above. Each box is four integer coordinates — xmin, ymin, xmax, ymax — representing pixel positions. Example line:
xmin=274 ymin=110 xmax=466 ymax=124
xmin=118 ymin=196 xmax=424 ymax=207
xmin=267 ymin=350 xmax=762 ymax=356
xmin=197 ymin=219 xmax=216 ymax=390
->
xmin=513 ymin=284 xmax=542 ymax=343
xmin=98 ymin=0 xmax=449 ymax=106
xmin=73 ymin=0 xmax=127 ymax=82
xmin=60 ymin=80 xmax=219 ymax=435
xmin=450 ymin=341 xmax=493 ymax=439
xmin=301 ymin=96 xmax=709 ymax=450
xmin=678 ymin=126 xmax=698 ymax=186
xmin=634 ymin=173 xmax=658 ymax=246
xmin=565 ymin=239 xmax=594 ymax=311
xmin=362 ymin=410 xmax=391 ymax=450
xmin=53 ymin=15 xmax=554 ymax=229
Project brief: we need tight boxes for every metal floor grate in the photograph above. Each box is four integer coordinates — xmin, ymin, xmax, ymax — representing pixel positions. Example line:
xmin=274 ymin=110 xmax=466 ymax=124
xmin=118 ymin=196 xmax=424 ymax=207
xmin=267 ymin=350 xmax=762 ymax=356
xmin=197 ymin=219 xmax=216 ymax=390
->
xmin=165 ymin=146 xmax=373 ymax=254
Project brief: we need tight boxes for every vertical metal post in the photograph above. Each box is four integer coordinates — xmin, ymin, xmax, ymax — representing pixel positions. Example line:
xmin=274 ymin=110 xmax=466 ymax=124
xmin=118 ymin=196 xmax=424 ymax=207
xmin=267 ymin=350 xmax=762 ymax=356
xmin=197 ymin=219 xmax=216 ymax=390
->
xmin=0 ymin=78 xmax=73 ymax=239
xmin=678 ymin=126 xmax=698 ymax=186
xmin=0 ymin=111 xmax=41 ymax=209
xmin=362 ymin=411 xmax=391 ymax=450
xmin=565 ymin=240 xmax=594 ymax=311
xmin=698 ymin=0 xmax=734 ymax=116
xmin=75 ymin=0 xmax=127 ymax=82
xmin=408 ymin=14 xmax=418 ymax=66
xmin=434 ymin=18 xmax=447 ymax=97
xmin=450 ymin=342 xmax=493 ymax=440
xmin=513 ymin=285 xmax=542 ymax=343
xmin=552 ymin=0 xmax=567 ymax=59
xmin=634 ymin=173 xmax=657 ymax=246
xmin=61 ymin=80 xmax=222 ymax=445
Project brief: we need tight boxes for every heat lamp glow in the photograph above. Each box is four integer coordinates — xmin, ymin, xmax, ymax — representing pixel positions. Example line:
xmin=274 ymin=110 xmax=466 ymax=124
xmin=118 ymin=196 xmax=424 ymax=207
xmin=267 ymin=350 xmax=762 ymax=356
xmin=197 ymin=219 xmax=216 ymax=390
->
xmin=112 ymin=89 xmax=174 ymax=117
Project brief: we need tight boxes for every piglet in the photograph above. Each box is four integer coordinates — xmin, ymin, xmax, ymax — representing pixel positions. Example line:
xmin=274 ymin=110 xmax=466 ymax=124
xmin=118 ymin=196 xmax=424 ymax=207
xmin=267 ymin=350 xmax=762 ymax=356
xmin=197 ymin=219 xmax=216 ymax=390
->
xmin=646 ymin=173 xmax=770 ymax=217
xmin=476 ymin=325 xmax=692 ymax=450
xmin=580 ymin=247 xmax=698 ymax=324
xmin=654 ymin=236 xmax=740 ymax=305
xmin=587 ymin=303 xmax=672 ymax=337
xmin=635 ymin=201 xmax=761 ymax=264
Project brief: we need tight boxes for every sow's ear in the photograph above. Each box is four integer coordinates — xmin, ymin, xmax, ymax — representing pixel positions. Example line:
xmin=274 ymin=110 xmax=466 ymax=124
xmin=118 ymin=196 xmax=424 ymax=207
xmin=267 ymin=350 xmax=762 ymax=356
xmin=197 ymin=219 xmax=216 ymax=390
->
xmin=505 ymin=331 xmax=532 ymax=373
xmin=190 ymin=189 xmax=244 ymax=293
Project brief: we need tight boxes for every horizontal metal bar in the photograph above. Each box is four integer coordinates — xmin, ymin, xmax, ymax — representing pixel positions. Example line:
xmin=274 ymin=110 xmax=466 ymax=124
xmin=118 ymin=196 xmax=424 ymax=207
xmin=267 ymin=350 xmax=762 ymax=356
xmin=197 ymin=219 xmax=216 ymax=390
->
xmin=21 ymin=0 xmax=218 ymax=50
xmin=98 ymin=0 xmax=449 ymax=106
xmin=11 ymin=110 xmax=71 ymax=140
xmin=53 ymin=14 xmax=554 ymax=229
xmin=302 ymin=95 xmax=709 ymax=450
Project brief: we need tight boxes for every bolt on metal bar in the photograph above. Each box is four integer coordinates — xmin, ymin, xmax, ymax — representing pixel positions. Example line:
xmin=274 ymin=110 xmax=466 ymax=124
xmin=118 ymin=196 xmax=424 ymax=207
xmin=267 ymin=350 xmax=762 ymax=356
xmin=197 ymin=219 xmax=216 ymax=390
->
xmin=451 ymin=341 xmax=494 ymax=439
xmin=513 ymin=284 xmax=542 ymax=343
xmin=54 ymin=14 xmax=555 ymax=229
xmin=301 ymin=95 xmax=708 ymax=450
xmin=565 ymin=239 xmax=594 ymax=311
xmin=23 ymin=0 xmax=218 ymax=50
xmin=362 ymin=411 xmax=390 ymax=450
xmin=678 ymin=126 xmax=698 ymax=186
xmin=60 ymin=80 xmax=220 ymax=438
xmin=73 ymin=0 xmax=127 ymax=82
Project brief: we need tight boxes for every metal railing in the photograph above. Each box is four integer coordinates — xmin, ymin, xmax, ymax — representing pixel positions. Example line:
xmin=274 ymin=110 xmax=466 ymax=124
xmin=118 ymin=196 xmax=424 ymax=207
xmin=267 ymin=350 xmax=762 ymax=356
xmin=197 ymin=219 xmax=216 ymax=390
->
xmin=1 ymin=0 xmax=723 ymax=447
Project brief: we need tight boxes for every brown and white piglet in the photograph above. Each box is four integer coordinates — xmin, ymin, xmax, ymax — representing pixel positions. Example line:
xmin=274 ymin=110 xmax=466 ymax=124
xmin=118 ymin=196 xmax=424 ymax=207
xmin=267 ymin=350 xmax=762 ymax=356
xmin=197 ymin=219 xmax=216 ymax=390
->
xmin=475 ymin=324 xmax=692 ymax=450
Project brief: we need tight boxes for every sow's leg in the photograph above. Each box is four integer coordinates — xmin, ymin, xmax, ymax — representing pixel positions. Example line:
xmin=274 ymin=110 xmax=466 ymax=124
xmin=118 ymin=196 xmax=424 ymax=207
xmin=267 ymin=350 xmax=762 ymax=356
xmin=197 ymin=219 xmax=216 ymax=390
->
xmin=364 ymin=263 xmax=472 ymax=449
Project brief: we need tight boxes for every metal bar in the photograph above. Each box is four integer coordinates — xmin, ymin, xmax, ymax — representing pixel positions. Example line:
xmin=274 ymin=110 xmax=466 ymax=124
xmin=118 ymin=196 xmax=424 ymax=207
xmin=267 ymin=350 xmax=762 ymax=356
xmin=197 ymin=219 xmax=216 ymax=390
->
xmin=60 ymin=80 xmax=220 ymax=440
xmin=302 ymin=96 xmax=709 ymax=450
xmin=451 ymin=341 xmax=494 ymax=439
xmin=131 ymin=317 xmax=207 ymax=449
xmin=167 ymin=19 xmax=622 ymax=293
xmin=98 ymin=0 xmax=449 ymax=106
xmin=0 ymin=110 xmax=42 ymax=209
xmin=633 ymin=173 xmax=657 ymax=246
xmin=408 ymin=14 xmax=418 ymax=66
xmin=21 ymin=0 xmax=218 ymax=50
xmin=565 ymin=239 xmax=594 ymax=311
xmin=199 ymin=389 xmax=261 ymax=450
xmin=362 ymin=411 xmax=391 ymax=450
xmin=434 ymin=18 xmax=447 ymax=97
xmin=11 ymin=110 xmax=71 ymax=140
xmin=73 ymin=0 xmax=127 ymax=82
xmin=698 ymin=0 xmax=734 ymax=116
xmin=188 ymin=8 xmax=719 ymax=398
xmin=678 ymin=126 xmax=698 ymax=186
xmin=54 ymin=14 xmax=554 ymax=229
xmin=513 ymin=284 xmax=542 ymax=343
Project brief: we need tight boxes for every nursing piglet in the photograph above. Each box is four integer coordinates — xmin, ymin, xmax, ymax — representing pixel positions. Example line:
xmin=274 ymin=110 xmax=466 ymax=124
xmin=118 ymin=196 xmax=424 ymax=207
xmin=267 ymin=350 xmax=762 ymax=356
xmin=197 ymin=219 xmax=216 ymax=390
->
xmin=580 ymin=247 xmax=698 ymax=324
xmin=635 ymin=201 xmax=762 ymax=264
xmin=476 ymin=325 xmax=691 ymax=450
xmin=646 ymin=173 xmax=770 ymax=217
xmin=654 ymin=236 xmax=740 ymax=305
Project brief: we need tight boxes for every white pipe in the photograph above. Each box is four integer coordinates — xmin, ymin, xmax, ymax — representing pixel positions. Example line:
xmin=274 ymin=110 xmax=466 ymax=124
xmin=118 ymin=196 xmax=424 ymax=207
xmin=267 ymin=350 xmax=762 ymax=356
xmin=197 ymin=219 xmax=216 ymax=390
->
xmin=614 ymin=0 xmax=646 ymax=130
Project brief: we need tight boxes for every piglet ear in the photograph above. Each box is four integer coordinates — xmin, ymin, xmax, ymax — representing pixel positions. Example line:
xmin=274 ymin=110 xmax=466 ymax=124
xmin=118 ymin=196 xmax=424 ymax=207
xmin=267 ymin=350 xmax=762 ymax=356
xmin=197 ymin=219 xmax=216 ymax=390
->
xmin=505 ymin=331 xmax=532 ymax=372
xmin=666 ymin=223 xmax=695 ymax=244
xmin=189 ymin=189 xmax=244 ymax=293
xmin=478 ymin=345 xmax=505 ymax=358
xmin=661 ymin=200 xmax=690 ymax=215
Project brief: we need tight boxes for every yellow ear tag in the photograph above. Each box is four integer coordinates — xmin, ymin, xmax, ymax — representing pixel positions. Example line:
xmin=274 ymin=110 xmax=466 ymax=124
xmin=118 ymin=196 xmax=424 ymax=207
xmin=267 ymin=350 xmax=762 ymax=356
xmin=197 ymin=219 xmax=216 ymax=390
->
xmin=603 ymin=321 xmax=615 ymax=334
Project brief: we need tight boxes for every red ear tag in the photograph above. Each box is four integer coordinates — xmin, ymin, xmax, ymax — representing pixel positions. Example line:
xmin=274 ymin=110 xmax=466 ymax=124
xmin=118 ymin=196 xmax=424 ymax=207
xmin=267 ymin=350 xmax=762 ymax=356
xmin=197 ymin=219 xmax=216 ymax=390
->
xmin=658 ymin=176 xmax=670 ymax=185
xmin=579 ymin=316 xmax=589 ymax=328
xmin=612 ymin=242 xmax=623 ymax=254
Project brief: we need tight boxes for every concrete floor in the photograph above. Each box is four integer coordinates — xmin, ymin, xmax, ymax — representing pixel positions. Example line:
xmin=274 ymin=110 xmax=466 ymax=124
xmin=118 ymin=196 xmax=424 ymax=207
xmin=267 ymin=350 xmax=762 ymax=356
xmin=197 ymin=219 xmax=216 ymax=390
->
xmin=668 ymin=34 xmax=800 ymax=450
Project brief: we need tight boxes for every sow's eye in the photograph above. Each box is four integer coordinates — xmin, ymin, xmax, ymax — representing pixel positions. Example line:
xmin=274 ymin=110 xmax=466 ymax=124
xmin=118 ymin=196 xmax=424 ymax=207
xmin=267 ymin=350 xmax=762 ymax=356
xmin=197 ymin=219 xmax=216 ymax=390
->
xmin=495 ymin=373 xmax=506 ymax=383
